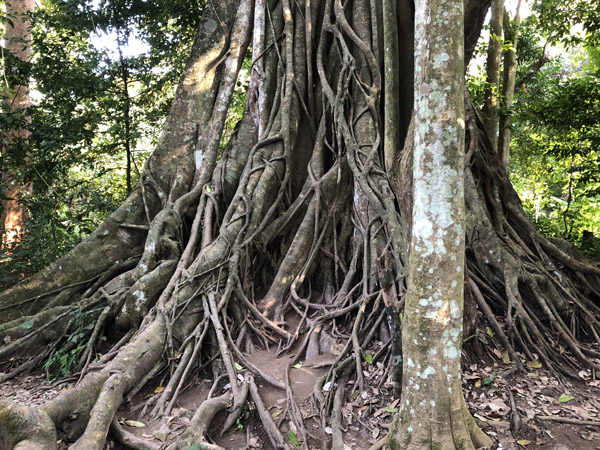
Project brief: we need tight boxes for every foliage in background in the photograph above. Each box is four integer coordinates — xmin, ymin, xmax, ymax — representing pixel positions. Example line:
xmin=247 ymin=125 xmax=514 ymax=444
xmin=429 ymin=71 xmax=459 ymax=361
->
xmin=3 ymin=0 xmax=599 ymax=289
xmin=468 ymin=3 xmax=600 ymax=258
xmin=511 ymin=57 xmax=600 ymax=255
xmin=0 ymin=0 xmax=201 ymax=287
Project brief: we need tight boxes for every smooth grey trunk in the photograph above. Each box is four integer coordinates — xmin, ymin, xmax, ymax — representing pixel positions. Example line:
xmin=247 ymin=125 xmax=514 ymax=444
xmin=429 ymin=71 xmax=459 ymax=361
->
xmin=386 ymin=0 xmax=492 ymax=447
xmin=482 ymin=0 xmax=504 ymax=150
xmin=498 ymin=0 xmax=522 ymax=171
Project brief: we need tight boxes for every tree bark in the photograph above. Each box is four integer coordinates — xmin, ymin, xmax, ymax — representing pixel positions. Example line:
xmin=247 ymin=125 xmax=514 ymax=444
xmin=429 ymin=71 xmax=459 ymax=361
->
xmin=1 ymin=0 xmax=35 ymax=245
xmin=482 ymin=0 xmax=504 ymax=150
xmin=498 ymin=0 xmax=522 ymax=171
xmin=387 ymin=0 xmax=491 ymax=447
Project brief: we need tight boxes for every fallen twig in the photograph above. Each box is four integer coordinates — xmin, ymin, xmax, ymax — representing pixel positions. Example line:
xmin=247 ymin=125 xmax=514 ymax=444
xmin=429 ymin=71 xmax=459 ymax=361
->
xmin=536 ymin=415 xmax=600 ymax=426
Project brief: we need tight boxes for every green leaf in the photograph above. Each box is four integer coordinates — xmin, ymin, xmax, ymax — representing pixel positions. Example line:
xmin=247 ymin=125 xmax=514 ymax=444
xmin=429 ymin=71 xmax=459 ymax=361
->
xmin=234 ymin=362 xmax=243 ymax=371
xmin=558 ymin=394 xmax=575 ymax=403
xmin=293 ymin=363 xmax=302 ymax=369
xmin=385 ymin=408 xmax=398 ymax=413
xmin=482 ymin=377 xmax=493 ymax=385
xmin=486 ymin=326 xmax=494 ymax=337
xmin=20 ymin=320 xmax=34 ymax=330
xmin=352 ymin=391 xmax=359 ymax=399
xmin=365 ymin=354 xmax=374 ymax=365
xmin=271 ymin=409 xmax=283 ymax=418
xmin=287 ymin=431 xmax=301 ymax=449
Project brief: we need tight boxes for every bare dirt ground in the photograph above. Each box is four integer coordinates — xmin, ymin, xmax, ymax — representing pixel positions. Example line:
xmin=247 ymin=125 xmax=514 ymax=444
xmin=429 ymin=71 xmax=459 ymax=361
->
xmin=1 ymin=342 xmax=599 ymax=450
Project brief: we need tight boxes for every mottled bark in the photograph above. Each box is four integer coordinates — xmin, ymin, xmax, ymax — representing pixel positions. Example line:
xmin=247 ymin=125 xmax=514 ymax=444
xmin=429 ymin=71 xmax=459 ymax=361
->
xmin=386 ymin=0 xmax=491 ymax=447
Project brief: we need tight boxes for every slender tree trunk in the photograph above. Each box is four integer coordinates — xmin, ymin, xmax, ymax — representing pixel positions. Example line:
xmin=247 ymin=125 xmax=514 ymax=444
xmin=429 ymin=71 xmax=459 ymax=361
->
xmin=1 ymin=0 xmax=35 ymax=245
xmin=482 ymin=0 xmax=504 ymax=150
xmin=117 ymin=39 xmax=133 ymax=194
xmin=497 ymin=0 xmax=521 ymax=172
xmin=387 ymin=0 xmax=491 ymax=447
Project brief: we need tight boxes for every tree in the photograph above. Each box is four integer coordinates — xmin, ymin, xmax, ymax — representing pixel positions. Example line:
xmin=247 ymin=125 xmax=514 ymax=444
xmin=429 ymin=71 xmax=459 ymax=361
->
xmin=1 ymin=0 xmax=35 ymax=244
xmin=1 ymin=1 xmax=600 ymax=449
xmin=482 ymin=0 xmax=504 ymax=149
xmin=497 ymin=0 xmax=522 ymax=170
xmin=386 ymin=0 xmax=491 ymax=448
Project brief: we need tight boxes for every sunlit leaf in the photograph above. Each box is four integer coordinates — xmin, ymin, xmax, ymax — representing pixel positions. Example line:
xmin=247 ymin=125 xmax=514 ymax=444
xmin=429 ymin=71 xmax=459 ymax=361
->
xmin=526 ymin=360 xmax=542 ymax=369
xmin=558 ymin=394 xmax=575 ymax=403
xmin=124 ymin=420 xmax=145 ymax=428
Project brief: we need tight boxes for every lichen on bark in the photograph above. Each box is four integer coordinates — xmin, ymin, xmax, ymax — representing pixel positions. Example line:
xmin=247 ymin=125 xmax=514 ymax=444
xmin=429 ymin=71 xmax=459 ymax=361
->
xmin=386 ymin=0 xmax=492 ymax=448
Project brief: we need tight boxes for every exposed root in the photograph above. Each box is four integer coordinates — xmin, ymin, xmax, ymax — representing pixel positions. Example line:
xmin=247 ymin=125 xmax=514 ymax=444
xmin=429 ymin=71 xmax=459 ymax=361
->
xmin=110 ymin=417 xmax=161 ymax=450
xmin=0 ymin=402 xmax=56 ymax=450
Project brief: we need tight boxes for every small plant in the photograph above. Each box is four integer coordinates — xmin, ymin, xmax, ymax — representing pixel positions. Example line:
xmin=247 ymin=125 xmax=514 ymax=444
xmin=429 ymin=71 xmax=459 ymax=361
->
xmin=42 ymin=308 xmax=93 ymax=382
xmin=43 ymin=344 xmax=84 ymax=382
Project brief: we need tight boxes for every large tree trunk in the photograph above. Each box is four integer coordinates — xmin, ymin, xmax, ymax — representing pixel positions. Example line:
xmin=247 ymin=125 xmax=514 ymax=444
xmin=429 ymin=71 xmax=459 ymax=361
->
xmin=386 ymin=0 xmax=491 ymax=447
xmin=1 ymin=0 xmax=35 ymax=245
xmin=1 ymin=1 xmax=599 ymax=449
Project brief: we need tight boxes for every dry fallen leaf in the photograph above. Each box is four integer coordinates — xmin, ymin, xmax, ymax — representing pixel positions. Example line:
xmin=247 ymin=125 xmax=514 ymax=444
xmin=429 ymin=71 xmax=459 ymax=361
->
xmin=526 ymin=360 xmax=542 ymax=369
xmin=125 ymin=419 xmax=145 ymax=428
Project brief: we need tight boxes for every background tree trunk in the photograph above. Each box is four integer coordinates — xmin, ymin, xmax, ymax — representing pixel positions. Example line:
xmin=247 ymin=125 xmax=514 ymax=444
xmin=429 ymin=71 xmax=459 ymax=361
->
xmin=1 ymin=0 xmax=35 ymax=245
xmin=482 ymin=0 xmax=504 ymax=150
xmin=498 ymin=0 xmax=522 ymax=171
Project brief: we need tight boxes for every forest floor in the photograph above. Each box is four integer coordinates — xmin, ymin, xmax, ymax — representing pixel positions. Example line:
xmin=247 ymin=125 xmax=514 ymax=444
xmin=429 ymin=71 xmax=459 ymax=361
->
xmin=1 ymin=343 xmax=599 ymax=450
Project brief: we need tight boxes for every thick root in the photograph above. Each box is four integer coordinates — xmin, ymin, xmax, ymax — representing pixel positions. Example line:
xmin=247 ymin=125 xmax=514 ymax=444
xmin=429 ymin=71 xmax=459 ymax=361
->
xmin=0 ymin=402 xmax=56 ymax=450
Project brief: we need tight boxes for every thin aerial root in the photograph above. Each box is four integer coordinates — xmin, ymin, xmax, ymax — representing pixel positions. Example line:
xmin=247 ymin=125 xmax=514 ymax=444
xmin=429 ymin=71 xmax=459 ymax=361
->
xmin=0 ymin=352 xmax=47 ymax=383
xmin=331 ymin=376 xmax=346 ymax=450
xmin=221 ymin=380 xmax=250 ymax=434
xmin=163 ymin=319 xmax=210 ymax=418
xmin=126 ymin=361 xmax=166 ymax=404
xmin=248 ymin=375 xmax=292 ymax=450
xmin=78 ymin=298 xmax=123 ymax=372
xmin=110 ymin=417 xmax=161 ymax=450
xmin=167 ymin=393 xmax=232 ymax=450
xmin=468 ymin=278 xmax=523 ymax=372
xmin=151 ymin=344 xmax=194 ymax=417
